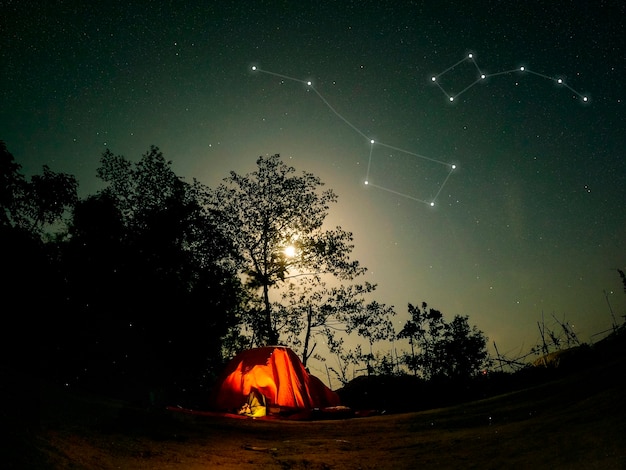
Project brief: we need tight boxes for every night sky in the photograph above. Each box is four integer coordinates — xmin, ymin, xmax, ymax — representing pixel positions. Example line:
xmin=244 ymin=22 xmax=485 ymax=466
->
xmin=3 ymin=1 xmax=625 ymax=370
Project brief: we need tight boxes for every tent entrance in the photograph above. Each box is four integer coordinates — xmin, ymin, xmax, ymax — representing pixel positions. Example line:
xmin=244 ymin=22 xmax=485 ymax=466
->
xmin=237 ymin=388 xmax=267 ymax=418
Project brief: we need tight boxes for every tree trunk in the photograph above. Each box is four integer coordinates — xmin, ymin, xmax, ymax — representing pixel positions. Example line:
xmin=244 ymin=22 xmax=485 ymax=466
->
xmin=262 ymin=283 xmax=278 ymax=345
xmin=409 ymin=337 xmax=417 ymax=376
xmin=302 ymin=305 xmax=313 ymax=367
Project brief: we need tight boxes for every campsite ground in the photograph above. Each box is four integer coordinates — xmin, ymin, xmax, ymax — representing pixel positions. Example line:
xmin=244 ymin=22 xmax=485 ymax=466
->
xmin=9 ymin=339 xmax=626 ymax=469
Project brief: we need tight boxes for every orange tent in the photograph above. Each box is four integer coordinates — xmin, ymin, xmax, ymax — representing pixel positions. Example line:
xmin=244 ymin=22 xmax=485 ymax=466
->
xmin=210 ymin=346 xmax=340 ymax=412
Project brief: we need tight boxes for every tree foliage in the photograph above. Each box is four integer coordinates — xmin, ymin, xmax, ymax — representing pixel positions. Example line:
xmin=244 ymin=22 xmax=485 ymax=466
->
xmin=2 ymin=140 xmax=501 ymax=403
xmin=0 ymin=140 xmax=26 ymax=229
xmin=618 ymin=269 xmax=626 ymax=295
xmin=0 ymin=140 xmax=77 ymax=234
xmin=54 ymin=146 xmax=243 ymax=399
xmin=343 ymin=300 xmax=396 ymax=374
xmin=1 ymin=141 xmax=78 ymax=370
xmin=398 ymin=302 xmax=490 ymax=380
xmin=278 ymin=277 xmax=379 ymax=366
xmin=210 ymin=154 xmax=367 ymax=348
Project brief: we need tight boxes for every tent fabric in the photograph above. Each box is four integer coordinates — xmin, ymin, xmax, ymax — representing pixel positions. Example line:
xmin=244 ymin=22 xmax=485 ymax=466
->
xmin=210 ymin=346 xmax=340 ymax=412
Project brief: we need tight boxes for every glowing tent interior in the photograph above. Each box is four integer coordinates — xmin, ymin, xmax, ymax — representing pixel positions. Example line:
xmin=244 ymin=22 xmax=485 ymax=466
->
xmin=209 ymin=346 xmax=341 ymax=415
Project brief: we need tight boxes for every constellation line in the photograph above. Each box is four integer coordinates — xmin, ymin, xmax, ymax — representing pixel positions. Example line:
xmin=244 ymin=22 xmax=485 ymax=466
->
xmin=365 ymin=182 xmax=432 ymax=205
xmin=431 ymin=53 xmax=590 ymax=103
xmin=251 ymin=66 xmax=456 ymax=207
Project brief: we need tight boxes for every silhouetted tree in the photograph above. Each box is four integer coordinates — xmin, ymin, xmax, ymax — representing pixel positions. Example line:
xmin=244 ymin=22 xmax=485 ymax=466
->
xmin=441 ymin=315 xmax=490 ymax=379
xmin=344 ymin=300 xmax=396 ymax=374
xmin=58 ymin=146 xmax=243 ymax=400
xmin=0 ymin=140 xmax=25 ymax=228
xmin=0 ymin=141 xmax=78 ymax=380
xmin=210 ymin=154 xmax=365 ymax=348
xmin=0 ymin=140 xmax=77 ymax=234
xmin=278 ymin=278 xmax=378 ymax=367
xmin=398 ymin=302 xmax=489 ymax=380
xmin=618 ymin=269 xmax=626 ymax=294
xmin=397 ymin=304 xmax=424 ymax=376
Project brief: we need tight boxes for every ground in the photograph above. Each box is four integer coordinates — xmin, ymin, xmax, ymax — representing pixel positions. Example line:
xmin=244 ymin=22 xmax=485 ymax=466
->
xmin=8 ymin=344 xmax=626 ymax=469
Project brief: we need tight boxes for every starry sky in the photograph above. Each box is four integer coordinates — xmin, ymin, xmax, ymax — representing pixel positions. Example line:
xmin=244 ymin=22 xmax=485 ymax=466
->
xmin=3 ymin=0 xmax=625 ymax=367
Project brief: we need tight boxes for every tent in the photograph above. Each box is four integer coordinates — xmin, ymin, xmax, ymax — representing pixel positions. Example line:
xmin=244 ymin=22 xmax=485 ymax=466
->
xmin=209 ymin=346 xmax=340 ymax=414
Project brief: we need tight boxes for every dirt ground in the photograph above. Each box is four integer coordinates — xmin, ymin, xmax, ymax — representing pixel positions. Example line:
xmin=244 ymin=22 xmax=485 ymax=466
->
xmin=11 ymin=355 xmax=626 ymax=469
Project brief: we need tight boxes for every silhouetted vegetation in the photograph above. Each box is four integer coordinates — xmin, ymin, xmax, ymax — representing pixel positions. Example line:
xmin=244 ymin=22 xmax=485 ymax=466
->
xmin=2 ymin=141 xmax=78 ymax=377
xmin=397 ymin=302 xmax=490 ymax=380
xmin=3 ymin=140 xmax=622 ymax=410
xmin=2 ymin=143 xmax=243 ymax=405
xmin=618 ymin=268 xmax=626 ymax=294
xmin=338 ymin=327 xmax=626 ymax=413
xmin=54 ymin=147 xmax=244 ymax=404
xmin=209 ymin=154 xmax=396 ymax=370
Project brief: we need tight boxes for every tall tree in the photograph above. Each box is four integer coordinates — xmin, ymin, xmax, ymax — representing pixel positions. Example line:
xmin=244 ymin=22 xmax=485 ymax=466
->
xmin=0 ymin=141 xmax=77 ymax=382
xmin=60 ymin=146 xmax=242 ymax=398
xmin=211 ymin=154 xmax=365 ymax=347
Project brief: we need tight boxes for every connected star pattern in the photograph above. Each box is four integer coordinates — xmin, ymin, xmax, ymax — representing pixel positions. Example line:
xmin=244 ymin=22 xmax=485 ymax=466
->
xmin=431 ymin=53 xmax=590 ymax=103
xmin=252 ymin=53 xmax=589 ymax=207
xmin=252 ymin=65 xmax=456 ymax=206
